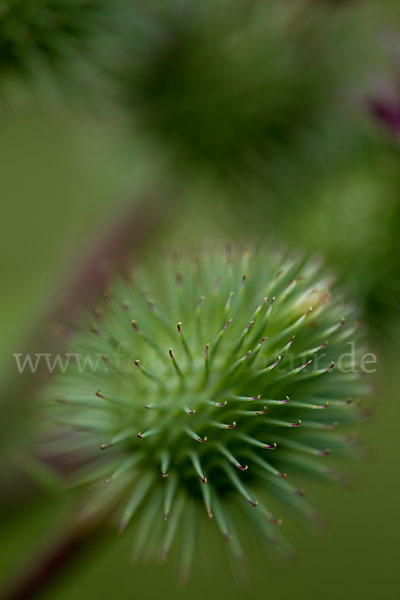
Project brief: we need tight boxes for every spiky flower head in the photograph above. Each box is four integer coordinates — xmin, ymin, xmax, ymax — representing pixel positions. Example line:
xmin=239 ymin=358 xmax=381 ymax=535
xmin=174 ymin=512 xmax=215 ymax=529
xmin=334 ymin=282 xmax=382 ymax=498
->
xmin=41 ymin=246 xmax=369 ymax=576
xmin=0 ymin=0 xmax=111 ymax=106
xmin=120 ymin=0 xmax=356 ymax=181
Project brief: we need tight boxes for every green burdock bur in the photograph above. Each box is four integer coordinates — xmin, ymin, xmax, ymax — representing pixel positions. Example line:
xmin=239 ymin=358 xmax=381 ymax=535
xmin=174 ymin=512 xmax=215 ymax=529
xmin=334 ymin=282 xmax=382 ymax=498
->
xmin=0 ymin=0 xmax=112 ymax=104
xmin=39 ymin=245 xmax=370 ymax=578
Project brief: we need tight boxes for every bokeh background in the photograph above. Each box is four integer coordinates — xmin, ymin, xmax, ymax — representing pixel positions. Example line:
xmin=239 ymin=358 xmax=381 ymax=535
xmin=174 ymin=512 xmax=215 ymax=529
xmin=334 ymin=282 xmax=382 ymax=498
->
xmin=1 ymin=1 xmax=399 ymax=598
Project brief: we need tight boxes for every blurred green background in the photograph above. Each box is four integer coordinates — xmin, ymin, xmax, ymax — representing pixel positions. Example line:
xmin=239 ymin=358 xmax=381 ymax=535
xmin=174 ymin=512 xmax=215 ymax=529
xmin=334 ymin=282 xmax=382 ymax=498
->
xmin=0 ymin=1 xmax=399 ymax=598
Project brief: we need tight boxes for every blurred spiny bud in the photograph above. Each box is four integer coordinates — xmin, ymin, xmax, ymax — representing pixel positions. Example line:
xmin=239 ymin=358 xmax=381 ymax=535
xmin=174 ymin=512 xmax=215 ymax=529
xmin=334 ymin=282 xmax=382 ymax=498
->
xmin=118 ymin=0 xmax=362 ymax=182
xmin=0 ymin=0 xmax=114 ymax=108
xmin=41 ymin=246 xmax=370 ymax=577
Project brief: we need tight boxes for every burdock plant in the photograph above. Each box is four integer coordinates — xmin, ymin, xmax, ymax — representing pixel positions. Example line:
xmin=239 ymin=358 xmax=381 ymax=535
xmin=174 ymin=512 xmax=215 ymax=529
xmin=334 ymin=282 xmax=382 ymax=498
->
xmin=120 ymin=0 xmax=359 ymax=183
xmin=0 ymin=0 xmax=113 ymax=107
xmin=41 ymin=246 xmax=369 ymax=578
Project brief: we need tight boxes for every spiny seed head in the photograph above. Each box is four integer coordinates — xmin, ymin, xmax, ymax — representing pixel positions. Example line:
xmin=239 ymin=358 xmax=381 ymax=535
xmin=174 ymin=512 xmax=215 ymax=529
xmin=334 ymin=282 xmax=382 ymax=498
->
xmin=0 ymin=0 xmax=112 ymax=105
xmin=41 ymin=246 xmax=370 ymax=575
xmin=122 ymin=0 xmax=353 ymax=180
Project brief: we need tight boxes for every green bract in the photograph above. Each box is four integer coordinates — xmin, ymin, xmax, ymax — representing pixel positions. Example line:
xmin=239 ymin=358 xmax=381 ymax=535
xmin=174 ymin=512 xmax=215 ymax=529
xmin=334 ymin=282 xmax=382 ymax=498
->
xmin=42 ymin=247 xmax=369 ymax=576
